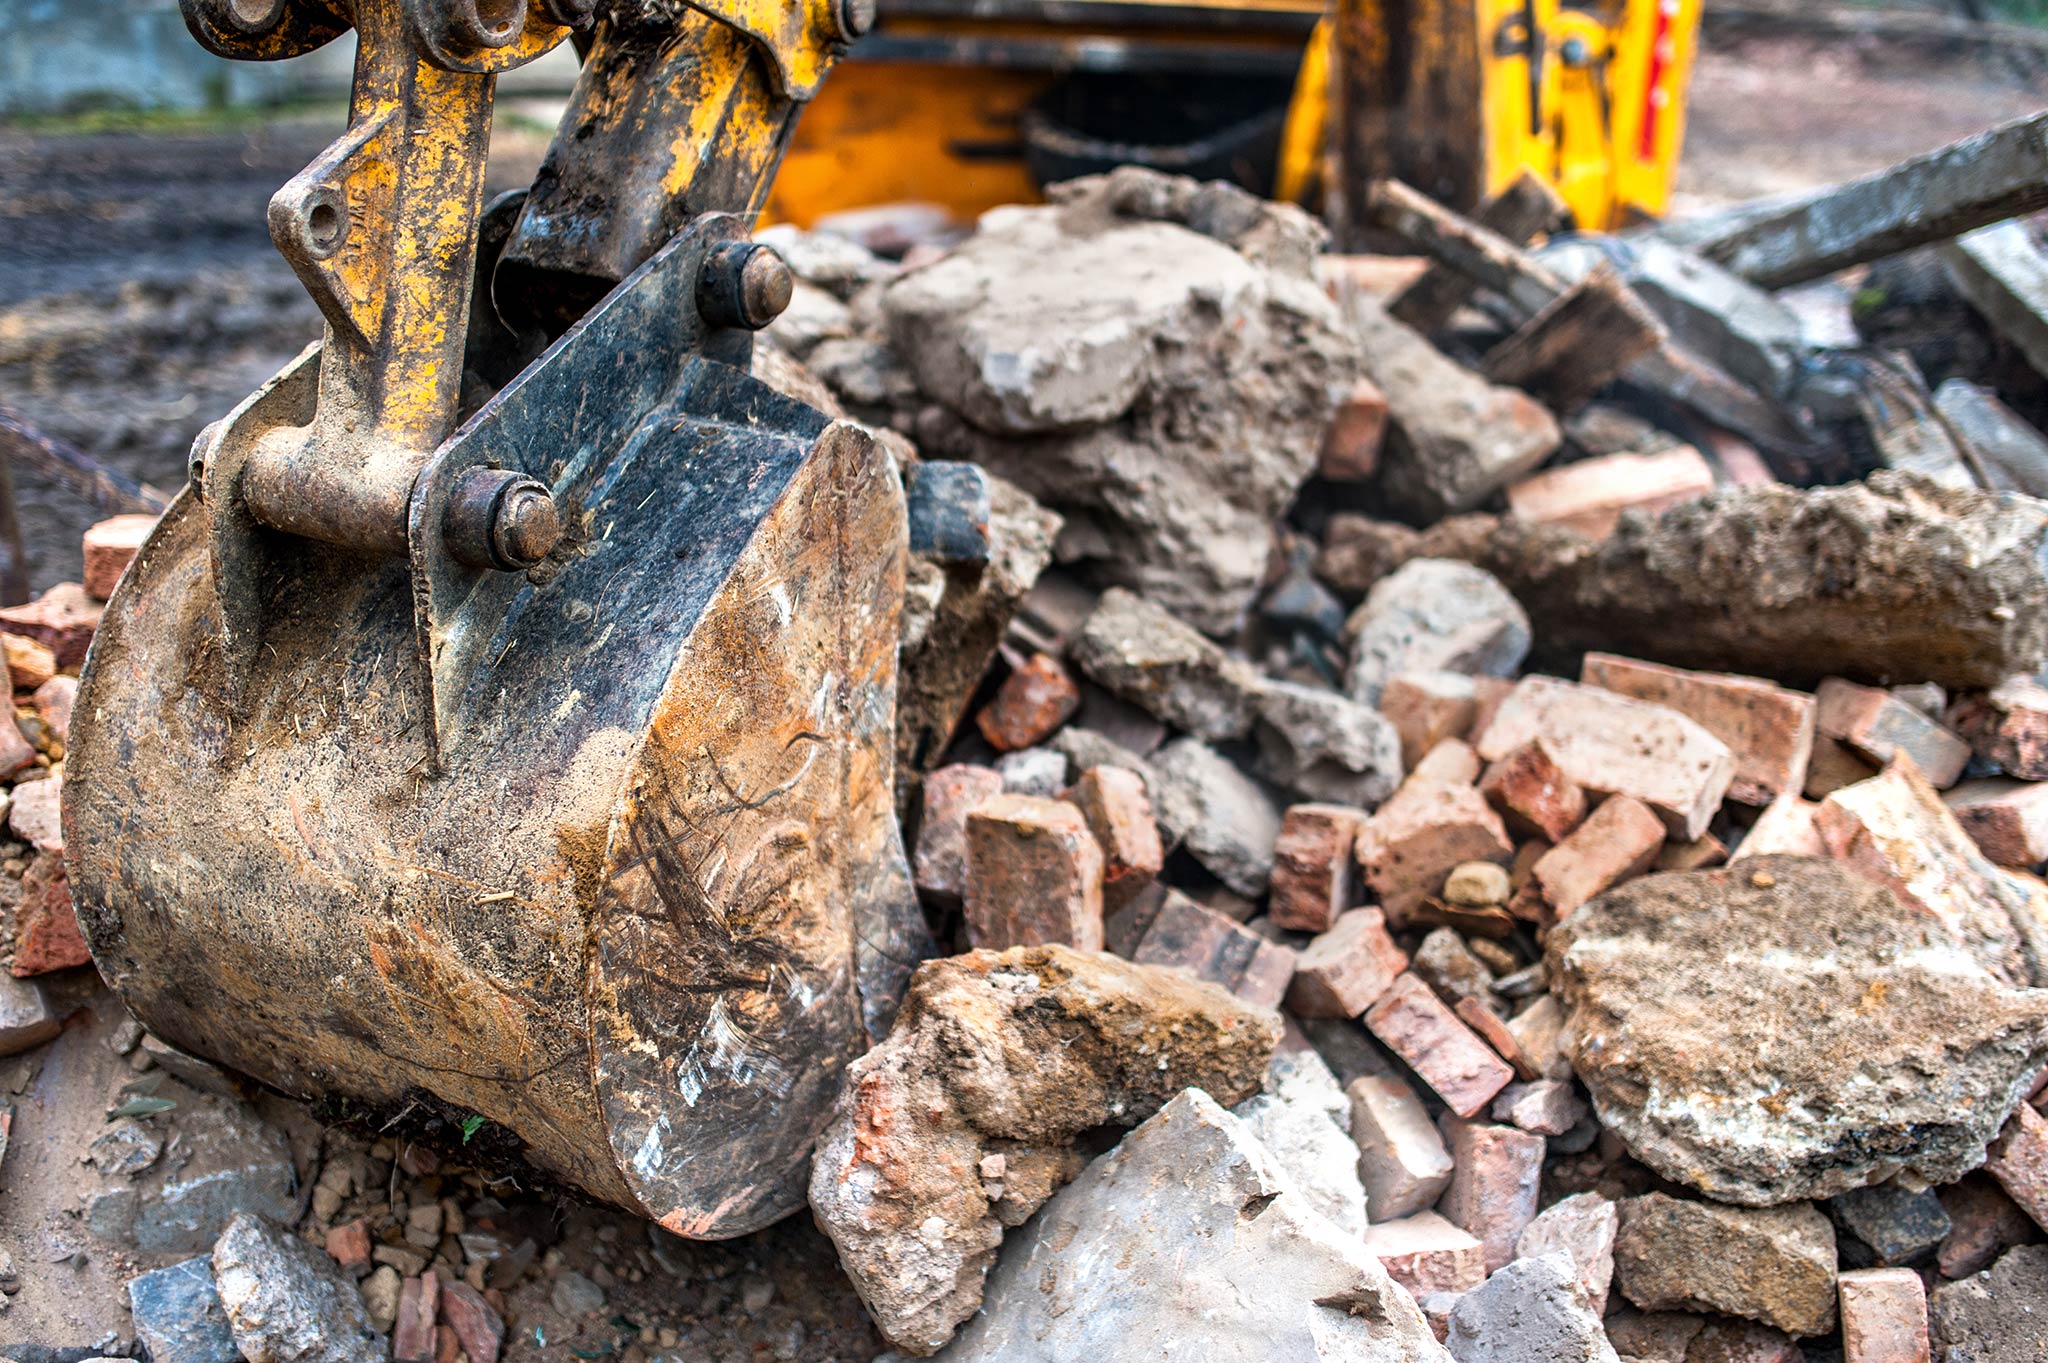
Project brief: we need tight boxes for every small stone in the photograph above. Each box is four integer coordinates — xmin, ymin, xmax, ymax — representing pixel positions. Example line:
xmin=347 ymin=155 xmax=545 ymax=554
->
xmin=1442 ymin=862 xmax=1511 ymax=909
xmin=87 ymin=1120 xmax=164 ymax=1178
xmin=404 ymin=1202 xmax=444 ymax=1251
xmin=1363 ymin=1211 xmax=1489 ymax=1298
xmin=1929 ymin=1242 xmax=2048 ymax=1362
xmin=1366 ymin=973 xmax=1515 ymax=1118
xmin=995 ymin=745 xmax=1068 ymax=797
xmin=1344 ymin=560 xmax=1531 ymax=708
xmin=550 ymin=1270 xmax=606 ymax=1319
xmin=1268 ymin=804 xmax=1366 ymax=934
xmin=1477 ymin=677 xmax=1735 ymax=841
xmin=1516 ymin=1192 xmax=1619 ymax=1315
xmin=1936 ymin=1174 xmax=2036 ymax=1278
xmin=1527 ymin=793 xmax=1666 ymax=921
xmin=1131 ymin=890 xmax=1297 ymax=1010
xmin=1347 ymin=1073 xmax=1454 ymax=1221
xmin=360 ymin=1267 xmax=401 ymax=1333
xmin=1381 ymin=672 xmax=1479 ymax=773
xmin=914 ymin=765 xmax=1005 ymax=905
xmin=1825 ymin=1183 xmax=1952 ymax=1268
xmin=129 ymin=1256 xmax=239 ymax=1363
xmin=1150 ymin=738 xmax=1281 ymax=896
xmin=1285 ymin=909 xmax=1408 ymax=1018
xmin=32 ymin=676 xmax=75 ymax=748
xmin=1355 ymin=779 xmax=1513 ymax=922
xmin=1839 ymin=1267 xmax=1929 ymax=1363
xmin=83 ymin=513 xmax=158 ymax=600
xmin=1060 ymin=765 xmax=1164 ymax=910
xmin=1438 ymin=1116 xmax=1545 ymax=1274
xmin=963 ymin=794 xmax=1105 ymax=951
xmin=1603 ymin=1310 xmax=1707 ymax=1362
xmin=1944 ymin=777 xmax=2048 ymax=867
xmin=0 ymin=973 xmax=59 ymax=1056
xmin=1818 ymin=678 xmax=1971 ymax=789
xmin=1 ymin=634 xmax=54 ymax=693
xmin=1444 ymin=1251 xmax=1621 ymax=1363
xmin=977 ymin=653 xmax=1082 ymax=752
xmin=1412 ymin=928 xmax=1497 ymax=1011
xmin=1069 ymin=588 xmax=1263 ymax=741
xmin=1656 ymin=833 xmax=1727 ymax=871
xmin=212 ymin=1213 xmax=386 ymax=1363
xmin=1950 ymin=676 xmax=2048 ymax=779
xmin=1491 ymin=1079 xmax=1587 ymax=1137
xmin=1984 ymin=1101 xmax=2048 ymax=1230
xmin=8 ymin=774 xmax=60 ymax=853
xmin=1252 ymin=680 xmax=1404 ymax=808
xmin=1582 ymin=654 xmax=1816 ymax=807
xmin=1614 ymin=1194 xmax=1838 ymax=1337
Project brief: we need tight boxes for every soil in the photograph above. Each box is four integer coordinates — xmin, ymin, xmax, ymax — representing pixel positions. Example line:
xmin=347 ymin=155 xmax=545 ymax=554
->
xmin=0 ymin=27 xmax=2040 ymax=1362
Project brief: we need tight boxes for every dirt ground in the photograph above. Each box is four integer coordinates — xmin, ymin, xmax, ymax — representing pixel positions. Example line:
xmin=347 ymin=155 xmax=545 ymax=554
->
xmin=0 ymin=29 xmax=2040 ymax=1359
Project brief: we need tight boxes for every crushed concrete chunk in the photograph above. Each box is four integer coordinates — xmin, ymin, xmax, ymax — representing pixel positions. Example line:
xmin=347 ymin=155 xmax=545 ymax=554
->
xmin=211 ymin=1213 xmax=385 ymax=1363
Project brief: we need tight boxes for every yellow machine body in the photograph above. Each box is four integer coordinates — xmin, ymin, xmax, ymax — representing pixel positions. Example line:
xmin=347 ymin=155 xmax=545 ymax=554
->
xmin=768 ymin=0 xmax=1702 ymax=233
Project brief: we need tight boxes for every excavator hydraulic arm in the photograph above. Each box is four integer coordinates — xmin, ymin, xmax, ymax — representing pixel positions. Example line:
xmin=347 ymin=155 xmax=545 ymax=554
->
xmin=63 ymin=0 xmax=932 ymax=1237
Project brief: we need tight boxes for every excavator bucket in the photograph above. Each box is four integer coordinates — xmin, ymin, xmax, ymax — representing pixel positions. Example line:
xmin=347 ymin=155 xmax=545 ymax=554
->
xmin=63 ymin=0 xmax=923 ymax=1237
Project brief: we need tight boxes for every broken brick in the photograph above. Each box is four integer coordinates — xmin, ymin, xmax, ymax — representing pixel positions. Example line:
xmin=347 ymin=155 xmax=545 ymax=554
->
xmin=9 ymin=773 xmax=61 ymax=853
xmin=912 ymin=764 xmax=1004 ymax=905
xmin=1936 ymin=1174 xmax=2038 ymax=1278
xmin=1838 ymin=1267 xmax=1929 ymax=1363
xmin=1818 ymin=678 xmax=1971 ymax=789
xmin=1478 ymin=676 xmax=1735 ymax=841
xmin=1582 ymin=653 xmax=1816 ymax=806
xmin=1320 ymin=377 xmax=1390 ymax=481
xmin=1362 ymin=1212 xmax=1488 ymax=1297
xmin=82 ymin=513 xmax=158 ymax=602
xmin=1 ymin=635 xmax=53 ymax=694
xmin=976 ymin=652 xmax=1082 ymax=752
xmin=1131 ymin=889 xmax=1297 ymax=1010
xmin=326 ymin=1219 xmax=372 ymax=1271
xmin=1060 ymin=765 xmax=1164 ymax=910
xmin=0 ymin=583 xmax=102 ymax=672
xmin=1454 ymin=995 xmax=1539 ymax=1082
xmin=1984 ymin=1101 xmax=2048 ymax=1231
xmin=1347 ymin=1073 xmax=1455 ymax=1220
xmin=439 ymin=1281 xmax=505 ymax=1363
xmin=1657 ymin=832 xmax=1727 ymax=871
xmin=1490 ymin=1078 xmax=1586 ymax=1136
xmin=1268 ymin=804 xmax=1365 ymax=933
xmin=1732 ymin=795 xmax=1826 ymax=862
xmin=1505 ymin=446 xmax=1717 ymax=540
xmin=1364 ymin=973 xmax=1515 ymax=1118
xmin=393 ymin=1272 xmax=438 ymax=1363
xmin=1284 ymin=908 xmax=1407 ymax=1017
xmin=1806 ymin=734 xmax=1882 ymax=799
xmin=1943 ymin=778 xmax=2048 ymax=867
xmin=1438 ymin=1115 xmax=1545 ymax=1273
xmin=0 ymin=714 xmax=33 ymax=781
xmin=32 ymin=676 xmax=75 ymax=749
xmin=1381 ymin=671 xmax=1478 ymax=772
xmin=1355 ymin=779 xmax=1512 ymax=923
xmin=1949 ymin=675 xmax=2048 ymax=779
xmin=1479 ymin=738 xmax=1588 ymax=843
xmin=12 ymin=849 xmax=88 ymax=977
xmin=1528 ymin=793 xmax=1665 ymax=920
xmin=962 ymin=794 xmax=1105 ymax=951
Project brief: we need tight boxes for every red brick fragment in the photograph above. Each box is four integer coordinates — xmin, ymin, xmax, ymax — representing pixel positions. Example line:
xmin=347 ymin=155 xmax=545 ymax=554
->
xmin=392 ymin=1272 xmax=439 ymax=1363
xmin=1984 ymin=1101 xmax=2048 ymax=1231
xmin=1131 ymin=889 xmax=1296 ymax=1009
xmin=1362 ymin=1212 xmax=1487 ymax=1297
xmin=1838 ymin=1267 xmax=1929 ymax=1363
xmin=976 ymin=652 xmax=1081 ymax=752
xmin=1583 ymin=653 xmax=1815 ymax=806
xmin=1437 ymin=1115 xmax=1545 ymax=1273
xmin=440 ymin=1280 xmax=506 ymax=1363
xmin=1506 ymin=447 xmax=1716 ymax=540
xmin=1355 ymin=781 xmax=1512 ymax=923
xmin=1 ymin=636 xmax=52 ymax=694
xmin=31 ymin=677 xmax=75 ymax=749
xmin=1454 ymin=995 xmax=1539 ymax=1082
xmin=1285 ymin=908 xmax=1407 ymax=1017
xmin=325 ymin=1218 xmax=372 ymax=1271
xmin=1818 ymin=678 xmax=1970 ymax=789
xmin=1943 ymin=778 xmax=2048 ymax=867
xmin=1479 ymin=739 xmax=1587 ymax=842
xmin=1412 ymin=738 xmax=1482 ymax=787
xmin=1936 ymin=1174 xmax=2037 ymax=1278
xmin=1528 ymin=793 xmax=1665 ymax=919
xmin=12 ymin=849 xmax=87 ymax=976
xmin=0 ymin=583 xmax=102 ymax=672
xmin=10 ymin=774 xmax=61 ymax=853
xmin=912 ymin=765 xmax=1004 ymax=904
xmin=963 ymin=794 xmax=1105 ymax=951
xmin=1060 ymin=765 xmax=1163 ymax=910
xmin=1364 ymin=973 xmax=1514 ymax=1118
xmin=0 ymin=715 xmax=33 ymax=781
xmin=1320 ymin=377 xmax=1390 ymax=481
xmin=1268 ymin=804 xmax=1365 ymax=933
xmin=1381 ymin=672 xmax=1477 ymax=772
xmin=1950 ymin=676 xmax=2048 ymax=779
xmin=82 ymin=514 xmax=158 ymax=602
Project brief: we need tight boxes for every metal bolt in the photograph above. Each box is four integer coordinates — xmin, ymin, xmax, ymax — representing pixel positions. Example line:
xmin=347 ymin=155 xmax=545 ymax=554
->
xmin=696 ymin=242 xmax=794 ymax=331
xmin=834 ymin=0 xmax=877 ymax=39
xmin=1560 ymin=35 xmax=1591 ymax=67
xmin=540 ymin=0 xmax=598 ymax=27
xmin=445 ymin=467 xmax=561 ymax=571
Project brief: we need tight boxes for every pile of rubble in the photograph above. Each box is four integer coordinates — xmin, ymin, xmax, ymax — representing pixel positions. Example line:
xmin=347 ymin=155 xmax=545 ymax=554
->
xmin=3 ymin=146 xmax=2048 ymax=1362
